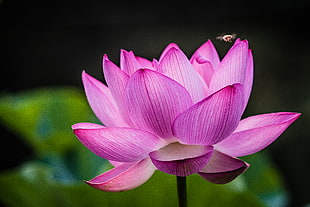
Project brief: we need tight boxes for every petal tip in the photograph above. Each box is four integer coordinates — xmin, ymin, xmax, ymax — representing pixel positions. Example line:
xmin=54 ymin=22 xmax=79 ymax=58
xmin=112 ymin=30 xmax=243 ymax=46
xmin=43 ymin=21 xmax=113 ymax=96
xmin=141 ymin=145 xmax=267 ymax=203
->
xmin=285 ymin=112 xmax=301 ymax=124
xmin=120 ymin=49 xmax=134 ymax=56
xmin=71 ymin=123 xmax=79 ymax=131
xmin=83 ymin=159 xmax=155 ymax=192
xmin=84 ymin=180 xmax=118 ymax=192
xmin=276 ymin=112 xmax=301 ymax=123
xmin=103 ymin=54 xmax=110 ymax=62
xmin=81 ymin=70 xmax=93 ymax=83
xmin=81 ymin=70 xmax=88 ymax=77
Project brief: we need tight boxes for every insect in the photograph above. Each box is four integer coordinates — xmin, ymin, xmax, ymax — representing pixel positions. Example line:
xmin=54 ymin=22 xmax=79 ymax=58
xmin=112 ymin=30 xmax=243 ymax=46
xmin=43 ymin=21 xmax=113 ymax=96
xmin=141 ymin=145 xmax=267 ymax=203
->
xmin=216 ymin=33 xmax=237 ymax=42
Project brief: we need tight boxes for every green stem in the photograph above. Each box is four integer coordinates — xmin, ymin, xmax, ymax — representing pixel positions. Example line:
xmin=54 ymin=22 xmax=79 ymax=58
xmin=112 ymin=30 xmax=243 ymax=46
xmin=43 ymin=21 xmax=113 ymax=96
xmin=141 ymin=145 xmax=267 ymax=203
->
xmin=176 ymin=176 xmax=187 ymax=207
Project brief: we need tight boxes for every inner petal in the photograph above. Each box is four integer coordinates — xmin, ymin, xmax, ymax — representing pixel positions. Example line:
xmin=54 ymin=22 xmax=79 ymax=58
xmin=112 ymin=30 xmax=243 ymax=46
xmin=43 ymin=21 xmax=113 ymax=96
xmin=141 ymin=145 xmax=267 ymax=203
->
xmin=150 ymin=142 xmax=212 ymax=161
xmin=149 ymin=142 xmax=214 ymax=176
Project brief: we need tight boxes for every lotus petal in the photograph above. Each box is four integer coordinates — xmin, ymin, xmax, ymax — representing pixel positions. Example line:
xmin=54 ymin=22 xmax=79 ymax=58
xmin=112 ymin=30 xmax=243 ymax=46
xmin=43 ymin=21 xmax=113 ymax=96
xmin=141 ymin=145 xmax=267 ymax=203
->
xmin=214 ymin=112 xmax=301 ymax=157
xmin=173 ymin=84 xmax=244 ymax=145
xmin=86 ymin=158 xmax=155 ymax=192
xmin=198 ymin=150 xmax=249 ymax=184
xmin=72 ymin=123 xmax=165 ymax=162
xmin=150 ymin=143 xmax=213 ymax=176
xmin=82 ymin=71 xmax=127 ymax=127
xmin=125 ymin=69 xmax=193 ymax=139
xmin=158 ymin=47 xmax=208 ymax=102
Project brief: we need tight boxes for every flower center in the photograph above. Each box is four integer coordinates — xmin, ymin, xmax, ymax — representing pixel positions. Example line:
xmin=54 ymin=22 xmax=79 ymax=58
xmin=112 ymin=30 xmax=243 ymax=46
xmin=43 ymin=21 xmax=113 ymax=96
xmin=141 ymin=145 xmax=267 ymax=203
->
xmin=153 ymin=142 xmax=211 ymax=161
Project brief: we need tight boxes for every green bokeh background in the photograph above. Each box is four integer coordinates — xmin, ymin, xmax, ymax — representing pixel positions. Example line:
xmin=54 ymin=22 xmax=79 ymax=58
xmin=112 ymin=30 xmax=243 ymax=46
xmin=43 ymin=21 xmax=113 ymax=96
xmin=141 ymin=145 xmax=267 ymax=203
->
xmin=1 ymin=0 xmax=309 ymax=206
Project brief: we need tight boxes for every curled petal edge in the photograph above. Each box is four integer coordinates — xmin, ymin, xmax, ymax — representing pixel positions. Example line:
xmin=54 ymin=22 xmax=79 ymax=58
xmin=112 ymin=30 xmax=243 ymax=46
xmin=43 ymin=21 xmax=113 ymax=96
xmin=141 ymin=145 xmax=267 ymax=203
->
xmin=150 ymin=145 xmax=213 ymax=177
xmin=198 ymin=150 xmax=249 ymax=184
xmin=85 ymin=158 xmax=155 ymax=192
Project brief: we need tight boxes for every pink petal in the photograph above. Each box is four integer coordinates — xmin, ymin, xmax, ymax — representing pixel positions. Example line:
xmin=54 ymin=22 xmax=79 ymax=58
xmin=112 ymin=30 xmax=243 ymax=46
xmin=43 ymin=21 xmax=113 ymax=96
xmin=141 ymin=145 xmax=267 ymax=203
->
xmin=173 ymin=84 xmax=244 ymax=145
xmin=158 ymin=47 xmax=208 ymax=102
xmin=243 ymin=49 xmax=254 ymax=111
xmin=120 ymin=49 xmax=142 ymax=75
xmin=82 ymin=71 xmax=127 ymax=127
xmin=190 ymin=55 xmax=214 ymax=86
xmin=72 ymin=123 xmax=165 ymax=162
xmin=198 ymin=150 xmax=249 ymax=184
xmin=109 ymin=160 xmax=123 ymax=167
xmin=135 ymin=56 xmax=154 ymax=70
xmin=102 ymin=55 xmax=132 ymax=125
xmin=71 ymin=122 xmax=104 ymax=129
xmin=150 ymin=143 xmax=213 ymax=176
xmin=190 ymin=40 xmax=220 ymax=70
xmin=152 ymin=58 xmax=159 ymax=69
xmin=124 ymin=69 xmax=193 ymax=139
xmin=209 ymin=40 xmax=249 ymax=94
xmin=214 ymin=112 xmax=301 ymax=157
xmin=86 ymin=158 xmax=155 ymax=192
xmin=159 ymin=43 xmax=181 ymax=62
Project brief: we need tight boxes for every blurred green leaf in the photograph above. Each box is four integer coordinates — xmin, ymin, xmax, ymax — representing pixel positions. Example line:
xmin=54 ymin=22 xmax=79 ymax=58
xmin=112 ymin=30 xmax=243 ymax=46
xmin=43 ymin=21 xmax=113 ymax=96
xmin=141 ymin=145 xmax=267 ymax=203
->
xmin=0 ymin=161 xmax=266 ymax=207
xmin=0 ymin=87 xmax=288 ymax=206
xmin=243 ymin=152 xmax=289 ymax=207
xmin=0 ymin=87 xmax=98 ymax=155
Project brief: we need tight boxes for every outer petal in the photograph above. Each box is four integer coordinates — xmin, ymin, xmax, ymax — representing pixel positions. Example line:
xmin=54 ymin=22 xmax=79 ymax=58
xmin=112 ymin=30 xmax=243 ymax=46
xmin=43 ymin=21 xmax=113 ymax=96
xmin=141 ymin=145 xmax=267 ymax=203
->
xmin=198 ymin=150 xmax=249 ymax=184
xmin=243 ymin=49 xmax=254 ymax=110
xmin=102 ymin=55 xmax=132 ymax=125
xmin=86 ymin=158 xmax=155 ymax=192
xmin=158 ymin=47 xmax=208 ymax=102
xmin=190 ymin=40 xmax=220 ymax=69
xmin=214 ymin=112 xmax=301 ymax=157
xmin=125 ymin=69 xmax=193 ymax=139
xmin=150 ymin=143 xmax=213 ymax=177
xmin=159 ymin=43 xmax=181 ymax=62
xmin=173 ymin=84 xmax=244 ymax=145
xmin=82 ymin=71 xmax=127 ymax=127
xmin=209 ymin=40 xmax=249 ymax=94
xmin=72 ymin=123 xmax=165 ymax=162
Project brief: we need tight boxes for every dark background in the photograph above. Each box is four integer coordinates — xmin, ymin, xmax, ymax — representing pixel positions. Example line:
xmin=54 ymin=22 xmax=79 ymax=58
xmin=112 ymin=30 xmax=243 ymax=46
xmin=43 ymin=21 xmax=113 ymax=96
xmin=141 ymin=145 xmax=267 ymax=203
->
xmin=0 ymin=0 xmax=309 ymax=206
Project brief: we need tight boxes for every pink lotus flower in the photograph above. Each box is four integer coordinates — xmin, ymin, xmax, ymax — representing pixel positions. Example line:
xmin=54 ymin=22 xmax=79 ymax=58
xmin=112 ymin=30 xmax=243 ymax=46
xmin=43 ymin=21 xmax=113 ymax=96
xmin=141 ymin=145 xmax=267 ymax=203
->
xmin=72 ymin=39 xmax=300 ymax=192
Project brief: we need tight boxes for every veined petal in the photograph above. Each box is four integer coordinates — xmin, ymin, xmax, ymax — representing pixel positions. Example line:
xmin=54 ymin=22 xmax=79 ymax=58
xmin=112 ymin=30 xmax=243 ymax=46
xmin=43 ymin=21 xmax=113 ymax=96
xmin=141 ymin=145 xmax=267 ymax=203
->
xmin=190 ymin=40 xmax=220 ymax=69
xmin=209 ymin=40 xmax=249 ymax=94
xmin=158 ymin=47 xmax=208 ymax=102
xmin=135 ymin=56 xmax=154 ymax=70
xmin=173 ymin=84 xmax=244 ymax=145
xmin=120 ymin=49 xmax=142 ymax=75
xmin=159 ymin=43 xmax=181 ymax=62
xmin=72 ymin=123 xmax=165 ymax=162
xmin=102 ymin=55 xmax=132 ymax=125
xmin=86 ymin=158 xmax=155 ymax=192
xmin=125 ymin=69 xmax=193 ymax=139
xmin=243 ymin=49 xmax=254 ymax=111
xmin=190 ymin=55 xmax=214 ymax=86
xmin=150 ymin=143 xmax=213 ymax=177
xmin=214 ymin=112 xmax=301 ymax=157
xmin=82 ymin=71 xmax=127 ymax=127
xmin=198 ymin=150 xmax=249 ymax=184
